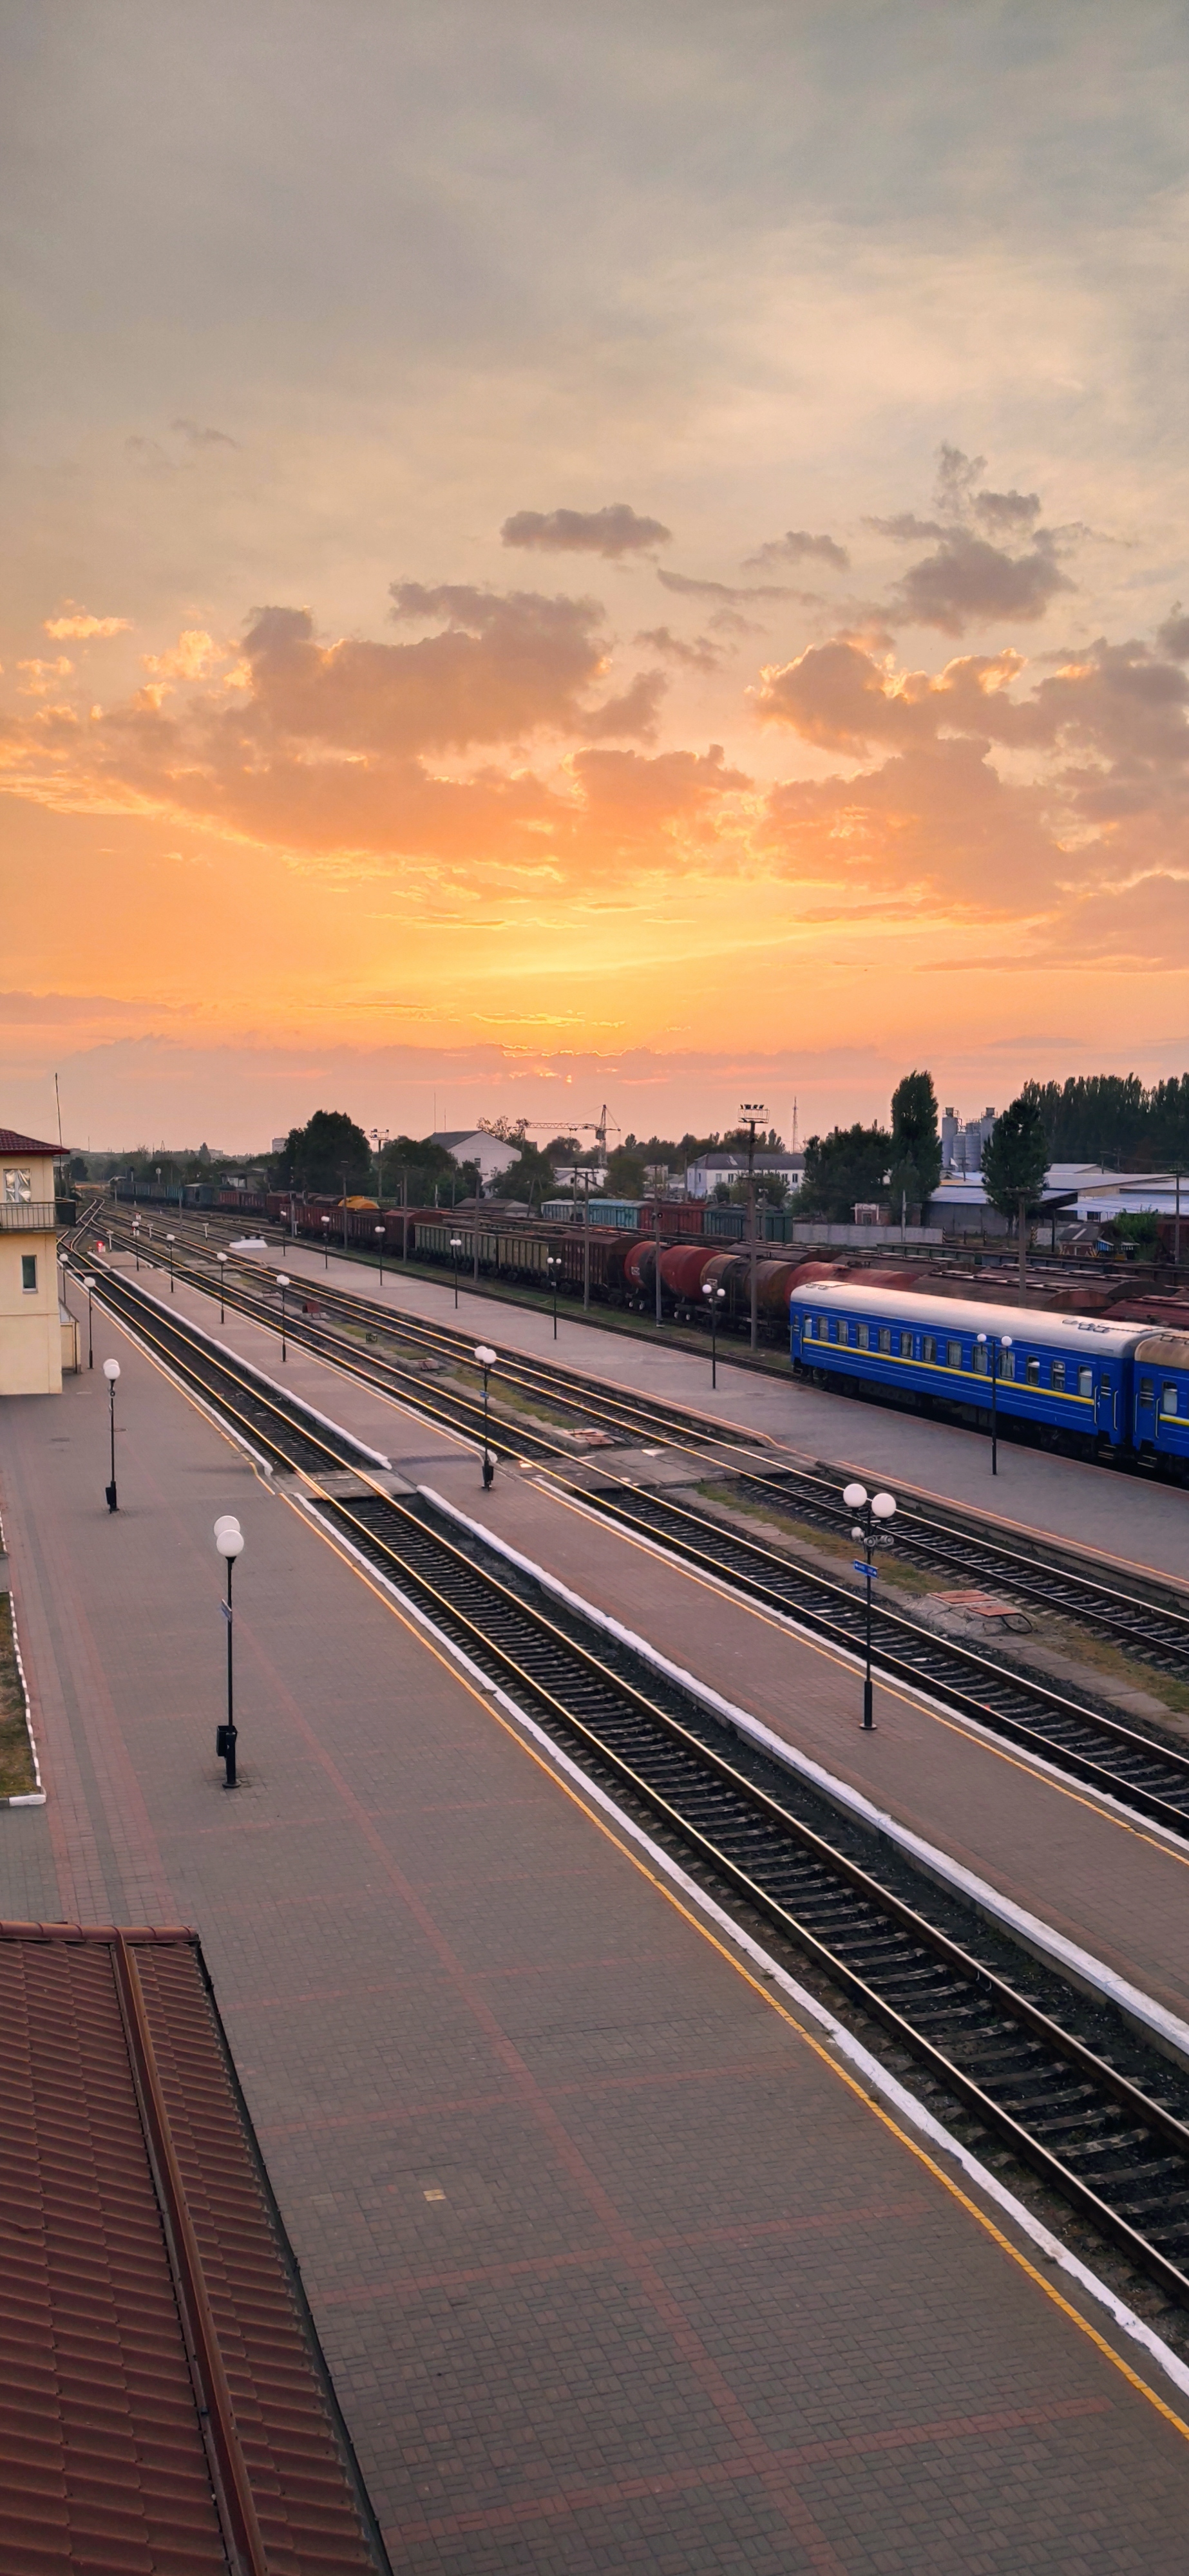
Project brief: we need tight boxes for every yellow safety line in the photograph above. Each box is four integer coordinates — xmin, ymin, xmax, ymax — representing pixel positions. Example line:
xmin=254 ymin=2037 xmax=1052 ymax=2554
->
xmin=270 ymin=1489 xmax=1189 ymax=2452
xmin=81 ymin=1289 xmax=1189 ymax=2444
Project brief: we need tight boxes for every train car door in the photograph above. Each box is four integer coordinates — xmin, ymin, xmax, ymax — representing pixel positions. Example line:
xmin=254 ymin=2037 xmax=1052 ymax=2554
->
xmin=1135 ymin=1369 xmax=1157 ymax=1448
xmin=1096 ymin=1368 xmax=1117 ymax=1441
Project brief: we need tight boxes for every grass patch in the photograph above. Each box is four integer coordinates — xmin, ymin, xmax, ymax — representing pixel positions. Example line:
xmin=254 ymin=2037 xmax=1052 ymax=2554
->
xmin=0 ymin=1595 xmax=36 ymax=1798
xmin=698 ymin=1481 xmax=936 ymax=1596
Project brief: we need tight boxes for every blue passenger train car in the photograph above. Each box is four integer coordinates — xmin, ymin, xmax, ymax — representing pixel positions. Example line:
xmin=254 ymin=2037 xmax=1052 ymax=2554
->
xmin=789 ymin=1281 xmax=1189 ymax=1476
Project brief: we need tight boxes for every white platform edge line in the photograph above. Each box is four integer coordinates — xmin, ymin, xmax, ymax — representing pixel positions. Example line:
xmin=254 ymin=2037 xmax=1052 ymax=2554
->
xmin=419 ymin=1482 xmax=1189 ymax=2075
xmin=293 ymin=1487 xmax=1189 ymax=2408
xmin=89 ymin=1261 xmax=392 ymax=1469
xmin=2 ymin=1581 xmax=45 ymax=1807
xmin=524 ymin=1473 xmax=1189 ymax=1864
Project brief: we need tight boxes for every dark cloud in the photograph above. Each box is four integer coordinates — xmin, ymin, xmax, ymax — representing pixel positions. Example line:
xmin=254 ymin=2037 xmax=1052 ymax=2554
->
xmin=743 ymin=529 xmax=850 ymax=573
xmin=973 ymin=487 xmax=1041 ymax=533
xmin=500 ymin=504 xmax=671 ymax=558
xmin=888 ymin=528 xmax=1073 ymax=635
xmin=172 ymin=419 xmax=240 ymax=449
xmin=1157 ymin=605 xmax=1189 ymax=661
xmin=657 ymin=568 xmax=800 ymax=605
xmin=634 ymin=625 xmax=722 ymax=671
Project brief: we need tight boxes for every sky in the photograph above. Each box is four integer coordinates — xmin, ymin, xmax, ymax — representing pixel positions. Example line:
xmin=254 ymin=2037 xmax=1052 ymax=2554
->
xmin=3 ymin=0 xmax=1189 ymax=1153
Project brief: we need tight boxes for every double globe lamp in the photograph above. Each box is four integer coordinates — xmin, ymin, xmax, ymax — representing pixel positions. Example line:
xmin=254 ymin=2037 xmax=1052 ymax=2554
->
xmin=842 ymin=1480 xmax=896 ymax=1732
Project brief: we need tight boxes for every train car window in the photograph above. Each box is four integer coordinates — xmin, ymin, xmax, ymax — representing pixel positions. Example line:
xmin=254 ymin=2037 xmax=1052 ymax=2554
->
xmin=1139 ymin=1378 xmax=1154 ymax=1407
xmin=973 ymin=1344 xmax=989 ymax=1374
xmin=1078 ymin=1367 xmax=1092 ymax=1398
xmin=839 ymin=1319 xmax=851 ymax=1345
xmin=899 ymin=1331 xmax=913 ymax=1356
xmin=879 ymin=1327 xmax=891 ymax=1353
xmin=946 ymin=1339 xmax=962 ymax=1368
xmin=1051 ymin=1361 xmax=1065 ymax=1392
xmin=857 ymin=1321 xmax=870 ymax=1349
xmin=923 ymin=1335 xmax=936 ymax=1362
xmin=1162 ymin=1384 xmax=1178 ymax=1414
xmin=1099 ymin=1373 xmax=1111 ymax=1395
xmin=1001 ymin=1349 xmax=1016 ymax=1378
xmin=1025 ymin=1356 xmax=1040 ymax=1385
xmin=791 ymin=1314 xmax=801 ymax=1340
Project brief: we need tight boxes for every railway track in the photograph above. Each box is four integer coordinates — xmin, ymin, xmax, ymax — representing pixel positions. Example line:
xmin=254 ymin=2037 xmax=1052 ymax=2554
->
xmin=86 ymin=1215 xmax=765 ymax=1462
xmin=74 ymin=1233 xmax=1189 ymax=1839
xmin=68 ymin=1254 xmax=1189 ymax=2317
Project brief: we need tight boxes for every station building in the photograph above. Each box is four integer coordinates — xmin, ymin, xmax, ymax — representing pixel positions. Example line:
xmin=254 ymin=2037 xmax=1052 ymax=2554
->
xmin=0 ymin=1126 xmax=71 ymax=1394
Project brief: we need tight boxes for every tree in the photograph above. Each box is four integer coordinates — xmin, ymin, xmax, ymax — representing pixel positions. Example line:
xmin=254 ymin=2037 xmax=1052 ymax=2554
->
xmin=981 ymin=1092 xmax=1049 ymax=1285
xmin=490 ymin=1141 xmax=558 ymax=1206
xmin=605 ymin=1146 xmax=646 ymax=1198
xmin=889 ymin=1070 xmax=941 ymax=1215
xmin=795 ymin=1124 xmax=892 ymax=1222
xmin=379 ymin=1134 xmax=479 ymax=1204
xmin=274 ymin=1111 xmax=374 ymax=1195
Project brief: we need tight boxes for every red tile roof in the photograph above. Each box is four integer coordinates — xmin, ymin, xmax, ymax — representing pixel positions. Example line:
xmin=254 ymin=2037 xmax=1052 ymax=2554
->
xmin=0 ymin=1130 xmax=70 ymax=1158
xmin=0 ymin=1922 xmax=389 ymax=2576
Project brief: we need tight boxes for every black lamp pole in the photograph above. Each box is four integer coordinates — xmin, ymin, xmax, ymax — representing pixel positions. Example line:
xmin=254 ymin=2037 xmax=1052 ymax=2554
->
xmin=452 ymin=1236 xmax=461 ymax=1307
xmin=376 ymin=1225 xmax=385 ymax=1286
xmin=84 ymin=1275 xmax=95 ymax=1368
xmin=103 ymin=1359 xmax=120 ymax=1511
xmin=843 ymin=1481 xmax=896 ymax=1729
xmin=167 ymin=1233 xmax=175 ymax=1294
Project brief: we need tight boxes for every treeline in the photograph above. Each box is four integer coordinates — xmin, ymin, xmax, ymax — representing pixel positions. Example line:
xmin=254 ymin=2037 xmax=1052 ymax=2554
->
xmin=1023 ymin=1075 xmax=1189 ymax=1169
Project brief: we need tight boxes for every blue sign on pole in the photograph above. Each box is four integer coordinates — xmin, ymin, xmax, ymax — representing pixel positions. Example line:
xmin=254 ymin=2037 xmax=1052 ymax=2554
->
xmin=219 ymin=1599 xmax=233 ymax=1624
xmin=853 ymin=1561 xmax=879 ymax=1580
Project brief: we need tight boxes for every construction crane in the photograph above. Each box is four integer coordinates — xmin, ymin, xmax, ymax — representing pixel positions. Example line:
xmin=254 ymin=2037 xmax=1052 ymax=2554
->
xmin=478 ymin=1104 xmax=620 ymax=1156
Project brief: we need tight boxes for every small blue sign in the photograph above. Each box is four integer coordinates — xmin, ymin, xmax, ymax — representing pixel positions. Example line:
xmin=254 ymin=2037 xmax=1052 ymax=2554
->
xmin=219 ymin=1600 xmax=233 ymax=1624
xmin=853 ymin=1561 xmax=879 ymax=1580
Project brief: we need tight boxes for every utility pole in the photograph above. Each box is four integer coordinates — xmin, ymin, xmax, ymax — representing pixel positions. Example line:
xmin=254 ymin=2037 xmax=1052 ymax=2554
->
xmin=740 ymin=1101 xmax=766 ymax=1354
xmin=582 ymin=1163 xmax=591 ymax=1310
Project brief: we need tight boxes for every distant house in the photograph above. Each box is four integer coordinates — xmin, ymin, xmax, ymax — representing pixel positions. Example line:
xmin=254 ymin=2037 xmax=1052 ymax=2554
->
xmin=685 ymin=1150 xmax=804 ymax=1198
xmin=428 ymin=1130 xmax=519 ymax=1192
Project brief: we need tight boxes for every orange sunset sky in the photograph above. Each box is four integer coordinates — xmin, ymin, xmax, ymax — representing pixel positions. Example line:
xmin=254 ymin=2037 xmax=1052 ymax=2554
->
xmin=3 ymin=3 xmax=1189 ymax=1150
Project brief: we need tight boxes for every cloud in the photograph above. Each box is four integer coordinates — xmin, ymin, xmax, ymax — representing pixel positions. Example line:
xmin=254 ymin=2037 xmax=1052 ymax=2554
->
xmin=1157 ymin=605 xmax=1189 ymax=661
xmin=887 ymin=528 xmax=1074 ymax=635
xmin=171 ymin=418 xmax=239 ymax=449
xmin=17 ymin=657 xmax=73 ymax=696
xmin=756 ymin=639 xmax=1040 ymax=752
xmin=142 ymin=629 xmax=222 ymax=683
xmin=743 ymin=529 xmax=850 ymax=573
xmin=500 ymin=504 xmax=671 ymax=557
xmin=656 ymin=569 xmax=800 ymax=605
xmin=44 ymin=608 xmax=132 ymax=641
xmin=634 ymin=625 xmax=723 ymax=671
xmin=569 ymin=743 xmax=748 ymax=852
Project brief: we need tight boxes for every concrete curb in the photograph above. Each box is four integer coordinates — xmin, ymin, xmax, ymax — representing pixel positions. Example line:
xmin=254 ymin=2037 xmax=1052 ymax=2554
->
xmin=421 ymin=1481 xmax=1189 ymax=2078
xmin=296 ymin=1483 xmax=1189 ymax=2411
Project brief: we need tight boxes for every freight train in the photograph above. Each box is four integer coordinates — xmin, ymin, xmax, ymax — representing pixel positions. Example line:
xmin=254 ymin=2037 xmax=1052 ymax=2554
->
xmin=790 ymin=1278 xmax=1189 ymax=1476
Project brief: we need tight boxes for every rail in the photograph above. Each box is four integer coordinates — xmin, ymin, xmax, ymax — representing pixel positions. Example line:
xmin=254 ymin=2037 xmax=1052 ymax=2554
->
xmin=64 ymin=1262 xmax=1189 ymax=2311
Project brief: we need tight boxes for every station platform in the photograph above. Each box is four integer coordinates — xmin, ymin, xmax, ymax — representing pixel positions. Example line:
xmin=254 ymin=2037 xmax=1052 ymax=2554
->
xmin=6 ymin=1308 xmax=1189 ymax=2564
xmin=68 ymin=1257 xmax=1189 ymax=2033
xmin=251 ymin=1240 xmax=1189 ymax=1589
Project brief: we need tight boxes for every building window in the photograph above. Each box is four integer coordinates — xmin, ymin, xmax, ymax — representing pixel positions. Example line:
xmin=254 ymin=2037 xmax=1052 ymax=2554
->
xmin=947 ymin=1339 xmax=962 ymax=1368
xmin=1078 ymin=1367 xmax=1092 ymax=1399
xmin=1163 ymin=1385 xmax=1179 ymax=1416
xmin=1052 ymin=1361 xmax=1065 ymax=1392
xmin=21 ymin=1254 xmax=37 ymax=1293
xmin=4 ymin=1168 xmax=32 ymax=1205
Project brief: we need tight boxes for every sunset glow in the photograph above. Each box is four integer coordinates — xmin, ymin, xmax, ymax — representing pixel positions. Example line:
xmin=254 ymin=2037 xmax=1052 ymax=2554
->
xmin=4 ymin=5 xmax=1189 ymax=1146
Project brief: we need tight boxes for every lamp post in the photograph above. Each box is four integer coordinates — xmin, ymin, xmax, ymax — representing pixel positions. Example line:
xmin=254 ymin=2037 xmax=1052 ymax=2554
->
xmin=450 ymin=1235 xmax=462 ymax=1307
xmin=216 ymin=1252 xmax=227 ymax=1321
xmin=321 ymin=1215 xmax=330 ymax=1269
xmin=277 ymin=1271 xmax=290 ymax=1361
xmin=842 ymin=1481 xmax=897 ymax=1729
xmin=475 ymin=1345 xmax=497 ymax=1488
xmin=166 ymin=1231 xmax=176 ymax=1294
xmin=976 ymin=1331 xmax=1012 ymax=1476
xmin=213 ymin=1516 xmax=243 ymax=1786
xmin=702 ymin=1278 xmax=726 ymax=1388
xmin=375 ymin=1224 xmax=385 ymax=1286
xmin=546 ymin=1253 xmax=559 ymax=1338
xmin=132 ymin=1215 xmax=141 ymax=1271
xmin=740 ymin=1101 xmax=767 ymax=1355
xmin=341 ymin=1168 xmax=350 ymax=1254
xmin=82 ymin=1273 xmax=96 ymax=1368
xmin=102 ymin=1356 xmax=120 ymax=1511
